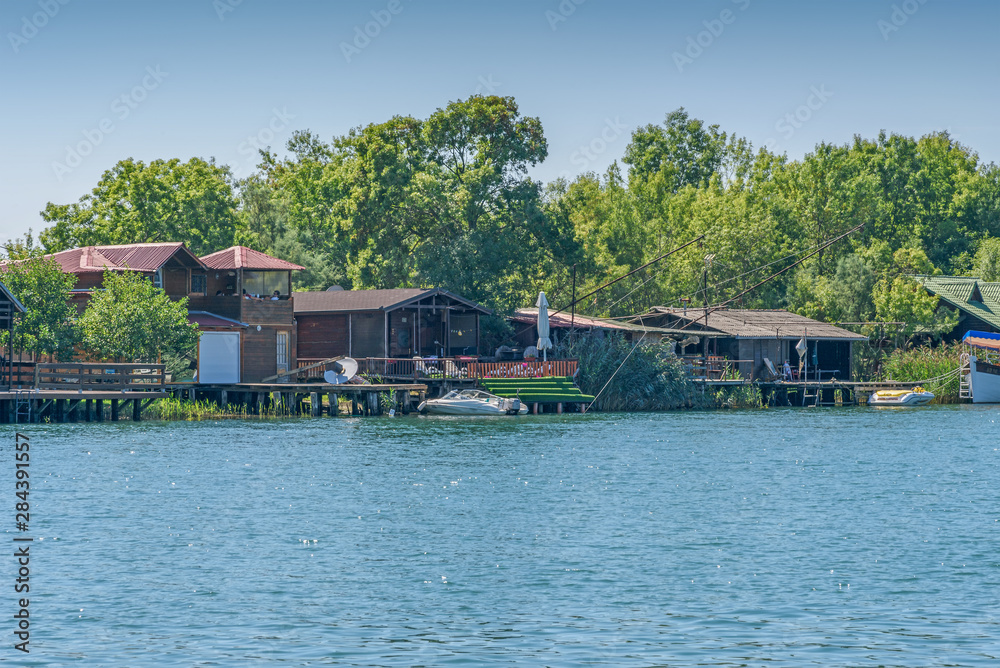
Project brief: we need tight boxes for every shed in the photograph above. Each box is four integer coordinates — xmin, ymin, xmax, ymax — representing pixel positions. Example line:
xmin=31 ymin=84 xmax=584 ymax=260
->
xmin=631 ymin=307 xmax=867 ymax=381
xmin=293 ymin=288 xmax=491 ymax=361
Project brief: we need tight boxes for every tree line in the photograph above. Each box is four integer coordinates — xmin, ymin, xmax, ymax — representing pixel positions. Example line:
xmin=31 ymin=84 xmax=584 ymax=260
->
xmin=10 ymin=96 xmax=1000 ymax=355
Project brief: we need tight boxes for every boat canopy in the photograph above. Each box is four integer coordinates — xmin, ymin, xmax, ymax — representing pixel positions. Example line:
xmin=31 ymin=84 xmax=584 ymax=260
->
xmin=963 ymin=330 xmax=1000 ymax=353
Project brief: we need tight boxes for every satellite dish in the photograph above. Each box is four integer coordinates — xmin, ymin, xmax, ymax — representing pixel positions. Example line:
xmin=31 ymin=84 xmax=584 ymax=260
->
xmin=324 ymin=357 xmax=358 ymax=384
xmin=326 ymin=285 xmax=345 ymax=291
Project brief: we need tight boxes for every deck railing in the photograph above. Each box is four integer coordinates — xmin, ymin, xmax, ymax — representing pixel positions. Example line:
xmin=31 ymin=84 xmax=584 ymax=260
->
xmin=296 ymin=357 xmax=578 ymax=381
xmin=33 ymin=363 xmax=166 ymax=391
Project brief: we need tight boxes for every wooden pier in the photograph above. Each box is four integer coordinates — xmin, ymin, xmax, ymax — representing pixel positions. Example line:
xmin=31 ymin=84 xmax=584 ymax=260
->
xmin=701 ymin=379 xmax=934 ymax=407
xmin=0 ymin=389 xmax=167 ymax=423
xmin=165 ymin=382 xmax=428 ymax=417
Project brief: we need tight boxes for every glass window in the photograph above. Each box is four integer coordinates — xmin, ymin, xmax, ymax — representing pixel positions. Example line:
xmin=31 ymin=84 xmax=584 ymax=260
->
xmin=264 ymin=272 xmax=289 ymax=297
xmin=191 ymin=274 xmax=207 ymax=295
xmin=152 ymin=269 xmax=163 ymax=289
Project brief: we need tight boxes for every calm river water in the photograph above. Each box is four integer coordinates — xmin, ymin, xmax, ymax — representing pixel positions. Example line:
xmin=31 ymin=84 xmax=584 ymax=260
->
xmin=7 ymin=405 xmax=1000 ymax=666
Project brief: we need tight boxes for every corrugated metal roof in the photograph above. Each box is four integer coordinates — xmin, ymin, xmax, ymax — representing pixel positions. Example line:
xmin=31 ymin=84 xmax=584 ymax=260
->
xmin=915 ymin=275 xmax=1000 ymax=331
xmin=634 ymin=307 xmax=868 ymax=340
xmin=511 ymin=308 xmax=692 ymax=335
xmin=47 ymin=243 xmax=203 ymax=273
xmin=293 ymin=288 xmax=491 ymax=314
xmin=187 ymin=311 xmax=247 ymax=329
xmin=200 ymin=246 xmax=305 ymax=271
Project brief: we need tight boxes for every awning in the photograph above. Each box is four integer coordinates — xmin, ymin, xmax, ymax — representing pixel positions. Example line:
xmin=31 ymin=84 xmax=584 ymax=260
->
xmin=963 ymin=330 xmax=1000 ymax=353
xmin=188 ymin=311 xmax=247 ymax=330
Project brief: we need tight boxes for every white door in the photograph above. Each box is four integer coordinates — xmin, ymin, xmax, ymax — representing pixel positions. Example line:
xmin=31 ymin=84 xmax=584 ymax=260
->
xmin=199 ymin=332 xmax=240 ymax=383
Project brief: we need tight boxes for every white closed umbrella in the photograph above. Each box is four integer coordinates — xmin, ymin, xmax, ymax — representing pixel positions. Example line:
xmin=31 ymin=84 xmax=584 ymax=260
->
xmin=536 ymin=292 xmax=553 ymax=362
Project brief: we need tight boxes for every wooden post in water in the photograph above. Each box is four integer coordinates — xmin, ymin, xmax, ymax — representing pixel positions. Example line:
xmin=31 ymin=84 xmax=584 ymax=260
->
xmin=220 ymin=390 xmax=228 ymax=410
xmin=133 ymin=398 xmax=142 ymax=421
xmin=111 ymin=399 xmax=119 ymax=421
xmin=85 ymin=399 xmax=93 ymax=422
xmin=95 ymin=399 xmax=104 ymax=422
xmin=56 ymin=399 xmax=66 ymax=423
xmin=310 ymin=392 xmax=320 ymax=417
xmin=327 ymin=392 xmax=336 ymax=416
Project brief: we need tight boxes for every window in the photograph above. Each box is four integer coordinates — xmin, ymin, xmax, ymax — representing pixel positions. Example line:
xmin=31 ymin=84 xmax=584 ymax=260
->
xmin=152 ymin=269 xmax=163 ymax=289
xmin=191 ymin=274 xmax=207 ymax=295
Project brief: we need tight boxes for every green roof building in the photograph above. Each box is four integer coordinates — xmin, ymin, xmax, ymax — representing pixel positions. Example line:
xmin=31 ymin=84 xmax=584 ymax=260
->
xmin=914 ymin=275 xmax=1000 ymax=334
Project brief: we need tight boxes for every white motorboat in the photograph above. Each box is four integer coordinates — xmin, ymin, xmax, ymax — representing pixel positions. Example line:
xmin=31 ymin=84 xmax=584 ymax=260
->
xmin=868 ymin=387 xmax=935 ymax=406
xmin=418 ymin=389 xmax=527 ymax=416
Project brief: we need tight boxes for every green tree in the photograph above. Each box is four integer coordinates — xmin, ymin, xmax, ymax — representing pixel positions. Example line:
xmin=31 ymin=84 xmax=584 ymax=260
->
xmin=0 ymin=254 xmax=78 ymax=360
xmin=79 ymin=271 xmax=199 ymax=362
xmin=973 ymin=236 xmax=1000 ymax=281
xmin=873 ymin=276 xmax=957 ymax=338
xmin=40 ymin=157 xmax=240 ymax=255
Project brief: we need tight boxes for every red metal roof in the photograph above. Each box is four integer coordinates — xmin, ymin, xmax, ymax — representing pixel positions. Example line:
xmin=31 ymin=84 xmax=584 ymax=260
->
xmin=47 ymin=243 xmax=203 ymax=274
xmin=200 ymin=246 xmax=304 ymax=271
xmin=187 ymin=311 xmax=246 ymax=329
xmin=511 ymin=308 xmax=639 ymax=332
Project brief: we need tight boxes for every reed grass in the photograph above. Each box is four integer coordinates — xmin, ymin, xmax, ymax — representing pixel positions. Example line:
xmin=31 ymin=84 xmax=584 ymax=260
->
xmin=143 ymin=398 xmax=287 ymax=420
xmin=879 ymin=343 xmax=964 ymax=403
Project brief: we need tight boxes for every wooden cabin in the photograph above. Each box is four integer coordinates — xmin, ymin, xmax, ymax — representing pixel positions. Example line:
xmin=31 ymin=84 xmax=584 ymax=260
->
xmin=0 ymin=279 xmax=26 ymax=390
xmin=197 ymin=246 xmax=304 ymax=383
xmin=293 ymin=288 xmax=490 ymax=363
xmin=914 ymin=275 xmax=1000 ymax=337
xmin=631 ymin=307 xmax=867 ymax=381
xmin=45 ymin=243 xmax=303 ymax=383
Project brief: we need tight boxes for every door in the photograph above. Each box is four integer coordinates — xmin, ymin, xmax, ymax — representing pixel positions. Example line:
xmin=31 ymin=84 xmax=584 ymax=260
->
xmin=199 ymin=332 xmax=240 ymax=383
xmin=276 ymin=331 xmax=289 ymax=375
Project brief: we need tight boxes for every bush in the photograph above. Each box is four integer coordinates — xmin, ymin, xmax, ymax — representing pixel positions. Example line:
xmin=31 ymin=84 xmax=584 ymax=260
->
xmin=557 ymin=333 xmax=710 ymax=411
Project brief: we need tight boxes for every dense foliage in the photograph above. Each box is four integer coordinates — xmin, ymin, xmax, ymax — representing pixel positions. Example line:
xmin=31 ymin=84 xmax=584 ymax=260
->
xmin=78 ymin=271 xmax=199 ymax=363
xmin=0 ymin=253 xmax=78 ymax=360
xmin=23 ymin=97 xmax=1000 ymax=340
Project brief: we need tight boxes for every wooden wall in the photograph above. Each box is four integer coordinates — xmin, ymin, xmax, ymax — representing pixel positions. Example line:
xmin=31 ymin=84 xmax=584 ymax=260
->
xmin=297 ymin=313 xmax=349 ymax=359
xmin=163 ymin=268 xmax=188 ymax=298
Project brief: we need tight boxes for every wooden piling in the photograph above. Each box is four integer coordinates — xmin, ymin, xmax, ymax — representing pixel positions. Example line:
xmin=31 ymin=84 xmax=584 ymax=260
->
xmin=95 ymin=399 xmax=104 ymax=422
xmin=133 ymin=398 xmax=142 ymax=421
xmin=111 ymin=399 xmax=119 ymax=421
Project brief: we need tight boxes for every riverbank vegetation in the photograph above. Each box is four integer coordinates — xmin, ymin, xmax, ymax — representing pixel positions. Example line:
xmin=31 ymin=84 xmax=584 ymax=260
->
xmin=8 ymin=95 xmax=998 ymax=378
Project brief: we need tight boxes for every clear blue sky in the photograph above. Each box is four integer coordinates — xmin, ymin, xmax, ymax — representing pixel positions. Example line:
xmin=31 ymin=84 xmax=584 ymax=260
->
xmin=2 ymin=0 xmax=996 ymax=244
